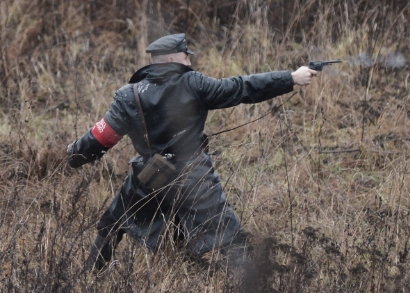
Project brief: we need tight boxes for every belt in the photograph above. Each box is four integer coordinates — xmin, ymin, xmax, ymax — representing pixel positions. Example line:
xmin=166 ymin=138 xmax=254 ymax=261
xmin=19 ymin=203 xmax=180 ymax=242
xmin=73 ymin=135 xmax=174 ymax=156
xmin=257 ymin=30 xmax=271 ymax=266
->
xmin=142 ymin=151 xmax=202 ymax=163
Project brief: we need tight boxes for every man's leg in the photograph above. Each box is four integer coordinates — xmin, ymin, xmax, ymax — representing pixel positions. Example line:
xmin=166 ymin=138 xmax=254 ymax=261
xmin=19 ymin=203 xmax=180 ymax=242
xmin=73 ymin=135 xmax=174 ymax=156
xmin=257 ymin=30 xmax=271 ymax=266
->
xmin=85 ymin=164 xmax=171 ymax=272
xmin=85 ymin=228 xmax=125 ymax=272
xmin=170 ymin=154 xmax=245 ymax=255
xmin=85 ymin=172 xmax=137 ymax=273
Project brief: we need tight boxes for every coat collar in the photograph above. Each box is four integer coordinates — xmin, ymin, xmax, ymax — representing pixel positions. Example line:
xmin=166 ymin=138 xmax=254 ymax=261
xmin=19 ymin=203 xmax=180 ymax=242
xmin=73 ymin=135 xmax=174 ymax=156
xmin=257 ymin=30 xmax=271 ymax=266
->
xmin=129 ymin=63 xmax=194 ymax=83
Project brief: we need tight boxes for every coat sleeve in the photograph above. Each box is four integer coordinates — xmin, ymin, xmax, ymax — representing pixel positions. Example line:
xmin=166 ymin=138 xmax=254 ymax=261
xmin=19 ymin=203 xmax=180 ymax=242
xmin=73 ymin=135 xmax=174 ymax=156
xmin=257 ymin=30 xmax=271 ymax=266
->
xmin=67 ymin=87 xmax=132 ymax=168
xmin=190 ymin=71 xmax=294 ymax=110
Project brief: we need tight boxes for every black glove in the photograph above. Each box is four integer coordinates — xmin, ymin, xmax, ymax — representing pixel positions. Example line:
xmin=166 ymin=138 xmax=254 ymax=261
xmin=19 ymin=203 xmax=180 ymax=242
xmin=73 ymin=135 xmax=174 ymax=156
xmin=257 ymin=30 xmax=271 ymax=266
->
xmin=67 ymin=130 xmax=109 ymax=168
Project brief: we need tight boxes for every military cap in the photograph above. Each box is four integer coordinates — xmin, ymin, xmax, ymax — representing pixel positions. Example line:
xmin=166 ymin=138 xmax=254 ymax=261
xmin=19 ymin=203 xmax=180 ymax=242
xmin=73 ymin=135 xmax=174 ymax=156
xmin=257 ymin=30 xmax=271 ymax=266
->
xmin=146 ymin=33 xmax=194 ymax=56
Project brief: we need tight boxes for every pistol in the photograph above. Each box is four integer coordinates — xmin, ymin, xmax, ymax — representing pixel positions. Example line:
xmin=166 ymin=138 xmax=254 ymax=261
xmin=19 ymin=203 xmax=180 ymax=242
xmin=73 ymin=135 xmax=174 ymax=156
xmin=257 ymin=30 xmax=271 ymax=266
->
xmin=308 ymin=59 xmax=341 ymax=71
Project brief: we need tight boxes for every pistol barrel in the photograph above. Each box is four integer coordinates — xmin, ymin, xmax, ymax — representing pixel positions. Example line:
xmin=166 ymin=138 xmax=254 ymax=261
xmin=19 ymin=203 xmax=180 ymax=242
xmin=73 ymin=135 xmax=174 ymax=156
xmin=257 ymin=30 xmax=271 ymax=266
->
xmin=328 ymin=59 xmax=342 ymax=64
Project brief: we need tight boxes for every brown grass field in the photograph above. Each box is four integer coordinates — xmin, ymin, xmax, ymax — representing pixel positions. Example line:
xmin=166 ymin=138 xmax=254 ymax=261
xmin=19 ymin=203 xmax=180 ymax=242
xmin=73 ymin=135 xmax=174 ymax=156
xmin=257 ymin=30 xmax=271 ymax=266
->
xmin=1 ymin=0 xmax=409 ymax=292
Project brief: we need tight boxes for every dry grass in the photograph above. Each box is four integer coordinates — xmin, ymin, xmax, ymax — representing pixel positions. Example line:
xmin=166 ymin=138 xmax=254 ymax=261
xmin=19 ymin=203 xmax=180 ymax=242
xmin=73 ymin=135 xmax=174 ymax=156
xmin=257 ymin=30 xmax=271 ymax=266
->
xmin=1 ymin=0 xmax=410 ymax=292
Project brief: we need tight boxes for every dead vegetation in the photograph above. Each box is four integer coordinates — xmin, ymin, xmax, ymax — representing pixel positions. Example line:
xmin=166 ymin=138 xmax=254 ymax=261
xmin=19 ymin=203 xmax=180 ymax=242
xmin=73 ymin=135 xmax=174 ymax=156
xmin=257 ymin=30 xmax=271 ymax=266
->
xmin=1 ymin=0 xmax=410 ymax=292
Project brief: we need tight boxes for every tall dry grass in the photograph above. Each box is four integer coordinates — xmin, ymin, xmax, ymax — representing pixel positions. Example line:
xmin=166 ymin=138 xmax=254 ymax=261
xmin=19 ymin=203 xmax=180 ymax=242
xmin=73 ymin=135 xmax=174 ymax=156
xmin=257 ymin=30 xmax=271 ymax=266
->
xmin=1 ymin=0 xmax=410 ymax=292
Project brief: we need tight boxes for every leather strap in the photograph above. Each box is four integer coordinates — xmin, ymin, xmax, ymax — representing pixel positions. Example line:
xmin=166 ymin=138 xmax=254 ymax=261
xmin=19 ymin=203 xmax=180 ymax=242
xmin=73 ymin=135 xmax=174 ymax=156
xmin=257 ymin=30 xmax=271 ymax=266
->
xmin=133 ymin=83 xmax=151 ymax=153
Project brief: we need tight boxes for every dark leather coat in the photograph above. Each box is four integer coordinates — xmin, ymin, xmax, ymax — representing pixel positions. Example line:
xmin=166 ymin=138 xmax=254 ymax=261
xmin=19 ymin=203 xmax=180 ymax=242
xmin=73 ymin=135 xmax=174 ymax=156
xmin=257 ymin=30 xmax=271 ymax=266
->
xmin=68 ymin=63 xmax=294 ymax=165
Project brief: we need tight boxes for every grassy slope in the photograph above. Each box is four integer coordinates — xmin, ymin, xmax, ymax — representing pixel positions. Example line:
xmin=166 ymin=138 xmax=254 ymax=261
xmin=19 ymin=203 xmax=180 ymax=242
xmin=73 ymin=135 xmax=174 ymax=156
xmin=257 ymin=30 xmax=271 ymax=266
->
xmin=1 ymin=0 xmax=409 ymax=292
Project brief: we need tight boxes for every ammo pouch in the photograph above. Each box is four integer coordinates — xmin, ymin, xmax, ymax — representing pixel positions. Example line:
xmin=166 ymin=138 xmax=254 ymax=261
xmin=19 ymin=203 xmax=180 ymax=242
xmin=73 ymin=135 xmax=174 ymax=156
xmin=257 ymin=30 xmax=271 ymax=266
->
xmin=137 ymin=154 xmax=176 ymax=190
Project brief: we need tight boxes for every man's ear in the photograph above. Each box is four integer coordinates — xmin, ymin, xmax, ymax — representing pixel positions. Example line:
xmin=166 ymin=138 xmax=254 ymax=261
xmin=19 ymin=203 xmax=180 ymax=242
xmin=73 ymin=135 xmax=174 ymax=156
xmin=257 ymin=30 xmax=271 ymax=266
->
xmin=167 ymin=56 xmax=173 ymax=62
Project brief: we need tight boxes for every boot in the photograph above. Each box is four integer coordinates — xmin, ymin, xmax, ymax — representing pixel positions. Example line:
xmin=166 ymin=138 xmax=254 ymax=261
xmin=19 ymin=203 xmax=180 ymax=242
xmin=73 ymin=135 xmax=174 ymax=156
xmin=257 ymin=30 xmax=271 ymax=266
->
xmin=85 ymin=232 xmax=123 ymax=273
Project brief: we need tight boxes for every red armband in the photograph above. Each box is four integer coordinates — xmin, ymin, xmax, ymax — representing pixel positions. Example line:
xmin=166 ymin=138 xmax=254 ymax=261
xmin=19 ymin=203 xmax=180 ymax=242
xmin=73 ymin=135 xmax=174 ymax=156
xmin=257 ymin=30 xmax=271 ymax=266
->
xmin=91 ymin=118 xmax=123 ymax=148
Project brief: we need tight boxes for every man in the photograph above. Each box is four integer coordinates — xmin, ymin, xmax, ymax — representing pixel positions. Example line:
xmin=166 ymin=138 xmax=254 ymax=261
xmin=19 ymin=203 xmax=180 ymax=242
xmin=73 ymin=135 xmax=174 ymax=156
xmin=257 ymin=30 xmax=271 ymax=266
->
xmin=67 ymin=33 xmax=317 ymax=272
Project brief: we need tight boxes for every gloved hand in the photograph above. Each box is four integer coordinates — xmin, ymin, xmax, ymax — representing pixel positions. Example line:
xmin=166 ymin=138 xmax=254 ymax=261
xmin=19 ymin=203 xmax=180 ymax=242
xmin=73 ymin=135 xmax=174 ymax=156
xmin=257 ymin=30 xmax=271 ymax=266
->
xmin=67 ymin=142 xmax=75 ymax=156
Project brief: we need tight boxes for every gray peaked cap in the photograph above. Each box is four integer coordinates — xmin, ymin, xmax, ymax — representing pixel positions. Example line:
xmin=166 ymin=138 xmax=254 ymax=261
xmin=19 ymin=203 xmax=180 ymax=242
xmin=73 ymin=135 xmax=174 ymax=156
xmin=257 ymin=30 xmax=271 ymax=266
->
xmin=146 ymin=33 xmax=194 ymax=56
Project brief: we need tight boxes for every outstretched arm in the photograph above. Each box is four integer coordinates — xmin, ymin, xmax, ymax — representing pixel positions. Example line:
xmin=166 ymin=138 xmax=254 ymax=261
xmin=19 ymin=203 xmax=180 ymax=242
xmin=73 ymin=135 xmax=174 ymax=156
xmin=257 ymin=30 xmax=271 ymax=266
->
xmin=192 ymin=66 xmax=317 ymax=110
xmin=192 ymin=70 xmax=294 ymax=109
